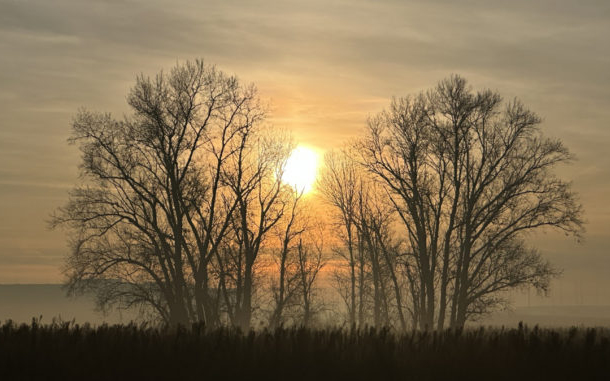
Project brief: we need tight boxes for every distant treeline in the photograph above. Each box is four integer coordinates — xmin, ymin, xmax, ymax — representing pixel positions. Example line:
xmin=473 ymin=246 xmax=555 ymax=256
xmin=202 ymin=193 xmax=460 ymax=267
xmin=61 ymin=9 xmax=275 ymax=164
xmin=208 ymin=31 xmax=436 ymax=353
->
xmin=1 ymin=321 xmax=608 ymax=380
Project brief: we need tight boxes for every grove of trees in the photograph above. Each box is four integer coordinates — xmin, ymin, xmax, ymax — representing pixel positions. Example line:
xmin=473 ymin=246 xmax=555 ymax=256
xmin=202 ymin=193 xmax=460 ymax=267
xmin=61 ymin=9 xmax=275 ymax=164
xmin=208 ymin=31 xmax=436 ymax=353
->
xmin=51 ymin=60 xmax=324 ymax=330
xmin=52 ymin=61 xmax=583 ymax=330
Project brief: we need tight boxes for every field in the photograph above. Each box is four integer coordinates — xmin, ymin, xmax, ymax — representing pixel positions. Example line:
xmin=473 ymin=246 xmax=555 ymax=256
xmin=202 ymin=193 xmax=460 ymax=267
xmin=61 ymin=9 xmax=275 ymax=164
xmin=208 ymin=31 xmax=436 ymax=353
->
xmin=1 ymin=321 xmax=608 ymax=380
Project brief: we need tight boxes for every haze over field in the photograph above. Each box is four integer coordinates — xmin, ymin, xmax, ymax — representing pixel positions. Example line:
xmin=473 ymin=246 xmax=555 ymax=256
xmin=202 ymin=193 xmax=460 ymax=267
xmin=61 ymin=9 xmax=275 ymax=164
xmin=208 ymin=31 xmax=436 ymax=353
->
xmin=0 ymin=0 xmax=609 ymax=319
xmin=1 ymin=285 xmax=610 ymax=327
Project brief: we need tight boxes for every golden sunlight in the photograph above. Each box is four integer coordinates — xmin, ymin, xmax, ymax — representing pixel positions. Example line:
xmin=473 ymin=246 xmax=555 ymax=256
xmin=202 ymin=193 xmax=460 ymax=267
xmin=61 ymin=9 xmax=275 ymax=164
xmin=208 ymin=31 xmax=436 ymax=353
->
xmin=282 ymin=146 xmax=319 ymax=194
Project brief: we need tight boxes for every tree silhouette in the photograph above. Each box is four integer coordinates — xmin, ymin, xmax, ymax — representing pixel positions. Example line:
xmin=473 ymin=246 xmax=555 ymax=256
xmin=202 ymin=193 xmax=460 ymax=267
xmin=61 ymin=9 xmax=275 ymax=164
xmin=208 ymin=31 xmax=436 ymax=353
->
xmin=51 ymin=65 xmax=584 ymax=331
xmin=51 ymin=60 xmax=288 ymax=327
xmin=359 ymin=75 xmax=583 ymax=329
xmin=319 ymin=149 xmax=406 ymax=329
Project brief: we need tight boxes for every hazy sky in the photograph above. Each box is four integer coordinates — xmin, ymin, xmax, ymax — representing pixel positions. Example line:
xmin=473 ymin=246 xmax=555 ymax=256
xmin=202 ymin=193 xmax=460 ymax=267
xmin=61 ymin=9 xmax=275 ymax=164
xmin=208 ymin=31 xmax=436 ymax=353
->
xmin=0 ymin=0 xmax=609 ymax=304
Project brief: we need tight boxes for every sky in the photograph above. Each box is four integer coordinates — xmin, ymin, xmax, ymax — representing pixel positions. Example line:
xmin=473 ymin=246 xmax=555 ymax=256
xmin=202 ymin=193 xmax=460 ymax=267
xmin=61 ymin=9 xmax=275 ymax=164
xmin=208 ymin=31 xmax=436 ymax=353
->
xmin=0 ymin=0 xmax=609 ymax=305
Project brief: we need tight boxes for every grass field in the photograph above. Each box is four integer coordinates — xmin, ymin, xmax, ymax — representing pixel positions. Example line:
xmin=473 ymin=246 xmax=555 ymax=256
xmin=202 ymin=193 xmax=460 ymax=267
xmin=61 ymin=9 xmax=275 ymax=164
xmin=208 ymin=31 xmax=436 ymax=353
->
xmin=1 ymin=320 xmax=608 ymax=380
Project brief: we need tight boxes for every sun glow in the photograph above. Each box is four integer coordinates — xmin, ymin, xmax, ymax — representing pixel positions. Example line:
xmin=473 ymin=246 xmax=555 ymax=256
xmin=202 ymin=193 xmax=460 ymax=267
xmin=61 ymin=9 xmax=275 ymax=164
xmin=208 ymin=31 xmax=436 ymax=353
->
xmin=282 ymin=146 xmax=319 ymax=194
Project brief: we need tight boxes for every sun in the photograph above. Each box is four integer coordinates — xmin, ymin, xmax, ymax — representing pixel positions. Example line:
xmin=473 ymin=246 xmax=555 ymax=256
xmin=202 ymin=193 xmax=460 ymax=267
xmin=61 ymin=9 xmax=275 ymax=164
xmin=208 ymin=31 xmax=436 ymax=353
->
xmin=282 ymin=146 xmax=319 ymax=194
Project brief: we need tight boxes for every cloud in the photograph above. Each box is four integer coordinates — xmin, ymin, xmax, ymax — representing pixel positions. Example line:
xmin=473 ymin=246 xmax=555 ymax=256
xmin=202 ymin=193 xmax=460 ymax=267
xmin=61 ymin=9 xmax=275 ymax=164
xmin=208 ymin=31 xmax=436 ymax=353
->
xmin=0 ymin=0 xmax=608 ymax=283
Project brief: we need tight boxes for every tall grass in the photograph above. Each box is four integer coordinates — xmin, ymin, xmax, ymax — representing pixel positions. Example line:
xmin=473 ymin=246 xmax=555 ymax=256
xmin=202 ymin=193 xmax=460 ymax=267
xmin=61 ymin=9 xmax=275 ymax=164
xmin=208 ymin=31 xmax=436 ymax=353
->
xmin=0 ymin=320 xmax=608 ymax=380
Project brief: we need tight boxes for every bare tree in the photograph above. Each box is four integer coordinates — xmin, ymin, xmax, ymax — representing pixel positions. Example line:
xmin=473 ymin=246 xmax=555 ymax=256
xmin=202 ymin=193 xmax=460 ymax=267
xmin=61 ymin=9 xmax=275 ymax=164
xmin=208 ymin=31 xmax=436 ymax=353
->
xmin=267 ymin=189 xmax=306 ymax=329
xmin=186 ymin=78 xmax=266 ymax=327
xmin=220 ymin=132 xmax=291 ymax=330
xmin=359 ymin=75 xmax=583 ymax=329
xmin=294 ymin=227 xmax=327 ymax=328
xmin=319 ymin=149 xmax=406 ymax=329
xmin=51 ymin=60 xmax=272 ymax=326
xmin=318 ymin=150 xmax=359 ymax=326
xmin=355 ymin=185 xmax=407 ymax=329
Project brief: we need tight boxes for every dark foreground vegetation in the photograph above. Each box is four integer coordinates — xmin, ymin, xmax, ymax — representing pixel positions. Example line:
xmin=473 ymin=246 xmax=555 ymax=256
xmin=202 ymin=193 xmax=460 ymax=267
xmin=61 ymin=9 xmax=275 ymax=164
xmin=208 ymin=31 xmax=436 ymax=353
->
xmin=1 ymin=321 xmax=608 ymax=380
